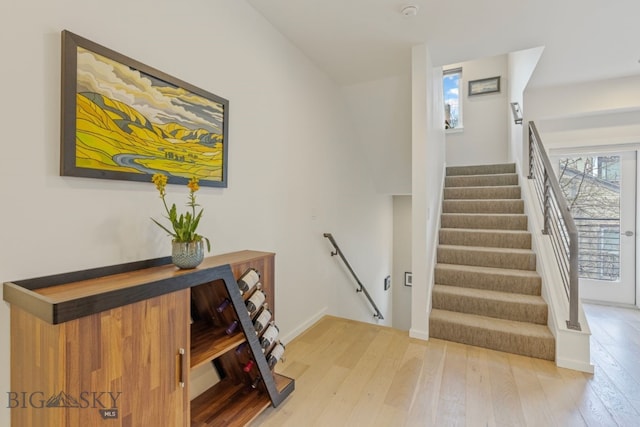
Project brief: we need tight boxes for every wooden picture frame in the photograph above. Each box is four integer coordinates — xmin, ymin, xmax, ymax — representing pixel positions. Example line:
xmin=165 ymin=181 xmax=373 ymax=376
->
xmin=61 ymin=30 xmax=229 ymax=187
xmin=468 ymin=76 xmax=501 ymax=96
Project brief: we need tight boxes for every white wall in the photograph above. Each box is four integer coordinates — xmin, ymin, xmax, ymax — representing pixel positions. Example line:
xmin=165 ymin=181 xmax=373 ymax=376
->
xmin=507 ymin=46 xmax=544 ymax=170
xmin=526 ymin=74 xmax=640 ymax=123
xmin=525 ymin=75 xmax=640 ymax=312
xmin=539 ymin=110 xmax=640 ymax=150
xmin=0 ymin=0 xmax=393 ymax=422
xmin=327 ymin=191 xmax=394 ymax=326
xmin=410 ymin=44 xmax=446 ymax=339
xmin=445 ymin=54 xmax=509 ymax=166
xmin=392 ymin=196 xmax=412 ymax=330
xmin=526 ymin=75 xmax=640 ymax=152
xmin=342 ymin=74 xmax=412 ymax=195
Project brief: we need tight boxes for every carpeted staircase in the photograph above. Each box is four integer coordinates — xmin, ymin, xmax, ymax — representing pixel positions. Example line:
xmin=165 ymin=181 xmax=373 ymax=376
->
xmin=429 ymin=163 xmax=556 ymax=360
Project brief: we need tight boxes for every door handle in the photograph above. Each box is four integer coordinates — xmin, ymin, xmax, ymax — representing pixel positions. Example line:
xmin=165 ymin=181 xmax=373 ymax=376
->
xmin=178 ymin=348 xmax=186 ymax=388
xmin=621 ymin=231 xmax=634 ymax=237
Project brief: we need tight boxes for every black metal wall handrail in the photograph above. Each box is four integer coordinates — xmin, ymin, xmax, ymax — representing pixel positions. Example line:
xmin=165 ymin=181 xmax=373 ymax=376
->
xmin=323 ymin=233 xmax=384 ymax=320
xmin=528 ymin=122 xmax=581 ymax=330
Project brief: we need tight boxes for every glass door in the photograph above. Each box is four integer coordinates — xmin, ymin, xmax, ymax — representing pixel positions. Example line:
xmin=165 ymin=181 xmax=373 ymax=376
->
xmin=554 ymin=151 xmax=636 ymax=305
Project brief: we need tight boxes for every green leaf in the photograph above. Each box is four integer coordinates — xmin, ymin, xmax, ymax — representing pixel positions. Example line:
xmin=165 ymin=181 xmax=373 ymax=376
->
xmin=150 ymin=218 xmax=176 ymax=238
xmin=150 ymin=178 xmax=210 ymax=245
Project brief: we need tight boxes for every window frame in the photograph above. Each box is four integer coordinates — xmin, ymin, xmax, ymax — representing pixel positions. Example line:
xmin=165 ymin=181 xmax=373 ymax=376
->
xmin=443 ymin=67 xmax=463 ymax=131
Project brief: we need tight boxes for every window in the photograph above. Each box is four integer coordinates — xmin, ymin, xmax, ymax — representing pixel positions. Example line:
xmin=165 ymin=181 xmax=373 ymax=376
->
xmin=443 ymin=68 xmax=462 ymax=130
xmin=558 ymin=155 xmax=621 ymax=281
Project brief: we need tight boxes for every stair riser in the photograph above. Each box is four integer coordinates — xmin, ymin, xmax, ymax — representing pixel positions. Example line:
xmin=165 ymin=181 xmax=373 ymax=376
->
xmin=445 ymin=174 xmax=518 ymax=188
xmin=444 ymin=187 xmax=521 ymax=200
xmin=437 ymin=247 xmax=536 ymax=271
xmin=442 ymin=200 xmax=524 ymax=214
xmin=429 ymin=318 xmax=555 ymax=360
xmin=446 ymin=163 xmax=516 ymax=176
xmin=435 ymin=266 xmax=541 ymax=295
xmin=439 ymin=229 xmax=531 ymax=249
xmin=441 ymin=214 xmax=528 ymax=230
xmin=432 ymin=291 xmax=548 ymax=324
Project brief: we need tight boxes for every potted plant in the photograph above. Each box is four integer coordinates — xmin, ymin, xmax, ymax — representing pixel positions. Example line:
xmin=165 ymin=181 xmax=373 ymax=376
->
xmin=151 ymin=174 xmax=211 ymax=268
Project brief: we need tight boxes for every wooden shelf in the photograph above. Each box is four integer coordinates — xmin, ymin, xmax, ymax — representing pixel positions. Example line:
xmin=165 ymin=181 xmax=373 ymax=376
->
xmin=190 ymin=378 xmax=271 ymax=427
xmin=190 ymin=320 xmax=246 ymax=370
xmin=189 ymin=252 xmax=293 ymax=424
xmin=3 ymin=250 xmax=273 ymax=324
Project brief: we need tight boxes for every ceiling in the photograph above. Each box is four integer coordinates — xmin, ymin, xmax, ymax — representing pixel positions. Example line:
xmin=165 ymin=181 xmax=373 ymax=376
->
xmin=246 ymin=0 xmax=640 ymax=88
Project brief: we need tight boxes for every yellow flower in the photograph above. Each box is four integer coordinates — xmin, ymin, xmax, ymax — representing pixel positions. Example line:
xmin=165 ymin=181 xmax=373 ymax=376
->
xmin=152 ymin=173 xmax=168 ymax=195
xmin=150 ymin=174 xmax=210 ymax=252
xmin=187 ymin=177 xmax=200 ymax=193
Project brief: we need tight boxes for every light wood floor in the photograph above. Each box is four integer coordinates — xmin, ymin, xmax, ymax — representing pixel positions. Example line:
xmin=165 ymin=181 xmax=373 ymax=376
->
xmin=251 ymin=303 xmax=640 ymax=427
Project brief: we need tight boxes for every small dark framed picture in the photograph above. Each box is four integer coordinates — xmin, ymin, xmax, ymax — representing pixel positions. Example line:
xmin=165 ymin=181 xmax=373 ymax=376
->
xmin=404 ymin=272 xmax=412 ymax=287
xmin=468 ymin=76 xmax=501 ymax=96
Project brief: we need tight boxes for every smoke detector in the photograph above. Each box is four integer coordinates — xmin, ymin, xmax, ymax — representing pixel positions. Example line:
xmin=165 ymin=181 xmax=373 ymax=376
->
xmin=401 ymin=5 xmax=419 ymax=16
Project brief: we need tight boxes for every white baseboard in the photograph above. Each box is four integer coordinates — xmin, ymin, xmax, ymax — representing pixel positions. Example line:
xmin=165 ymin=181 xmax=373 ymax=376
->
xmin=281 ymin=306 xmax=328 ymax=344
xmin=556 ymin=357 xmax=595 ymax=374
xmin=582 ymin=299 xmax=640 ymax=310
xmin=409 ymin=328 xmax=429 ymax=340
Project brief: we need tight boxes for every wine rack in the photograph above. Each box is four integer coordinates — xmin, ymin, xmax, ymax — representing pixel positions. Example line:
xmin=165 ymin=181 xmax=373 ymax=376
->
xmin=3 ymin=250 xmax=291 ymax=426
xmin=190 ymin=257 xmax=294 ymax=426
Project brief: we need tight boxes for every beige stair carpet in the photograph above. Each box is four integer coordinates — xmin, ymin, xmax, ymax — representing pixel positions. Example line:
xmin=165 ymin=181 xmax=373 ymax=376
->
xmin=430 ymin=163 xmax=555 ymax=360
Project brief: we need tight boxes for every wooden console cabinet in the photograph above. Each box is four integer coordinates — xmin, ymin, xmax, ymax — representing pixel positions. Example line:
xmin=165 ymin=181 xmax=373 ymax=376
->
xmin=3 ymin=250 xmax=294 ymax=427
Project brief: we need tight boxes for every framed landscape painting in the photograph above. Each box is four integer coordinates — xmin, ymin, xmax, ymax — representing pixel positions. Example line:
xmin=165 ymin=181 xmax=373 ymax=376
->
xmin=60 ymin=30 xmax=229 ymax=187
xmin=468 ymin=76 xmax=501 ymax=96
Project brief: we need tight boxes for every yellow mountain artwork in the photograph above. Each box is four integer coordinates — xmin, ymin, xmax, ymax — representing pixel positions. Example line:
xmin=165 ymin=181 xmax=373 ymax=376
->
xmin=74 ymin=46 xmax=226 ymax=183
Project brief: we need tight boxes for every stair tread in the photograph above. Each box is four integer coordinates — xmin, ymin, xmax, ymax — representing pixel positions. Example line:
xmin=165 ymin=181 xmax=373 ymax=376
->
xmin=445 ymin=174 xmax=519 ymax=188
xmin=440 ymin=213 xmax=528 ymax=231
xmin=433 ymin=284 xmax=547 ymax=306
xmin=439 ymin=228 xmax=532 ymax=250
xmin=430 ymin=308 xmax=553 ymax=339
xmin=445 ymin=185 xmax=520 ymax=190
xmin=440 ymin=227 xmax=530 ymax=235
xmin=446 ymin=163 xmax=516 ymax=176
xmin=446 ymin=173 xmax=518 ymax=179
xmin=439 ymin=244 xmax=535 ymax=255
xmin=435 ymin=263 xmax=540 ymax=278
xmin=444 ymin=186 xmax=521 ymax=200
xmin=442 ymin=213 xmax=527 ymax=217
xmin=443 ymin=198 xmax=523 ymax=203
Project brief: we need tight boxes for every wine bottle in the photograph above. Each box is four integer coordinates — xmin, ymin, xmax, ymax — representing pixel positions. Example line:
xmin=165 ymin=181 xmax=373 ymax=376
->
xmin=216 ymin=298 xmax=231 ymax=313
xmin=237 ymin=268 xmax=260 ymax=295
xmin=246 ymin=290 xmax=266 ymax=316
xmin=243 ymin=359 xmax=255 ymax=373
xmin=250 ymin=375 xmax=262 ymax=389
xmin=267 ymin=342 xmax=285 ymax=370
xmin=253 ymin=308 xmax=272 ymax=335
xmin=225 ymin=319 xmax=239 ymax=335
xmin=259 ymin=323 xmax=279 ymax=352
xmin=235 ymin=342 xmax=248 ymax=355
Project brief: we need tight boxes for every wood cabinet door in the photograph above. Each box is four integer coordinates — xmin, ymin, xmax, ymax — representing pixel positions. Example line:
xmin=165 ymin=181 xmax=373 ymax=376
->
xmin=11 ymin=289 xmax=190 ymax=427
